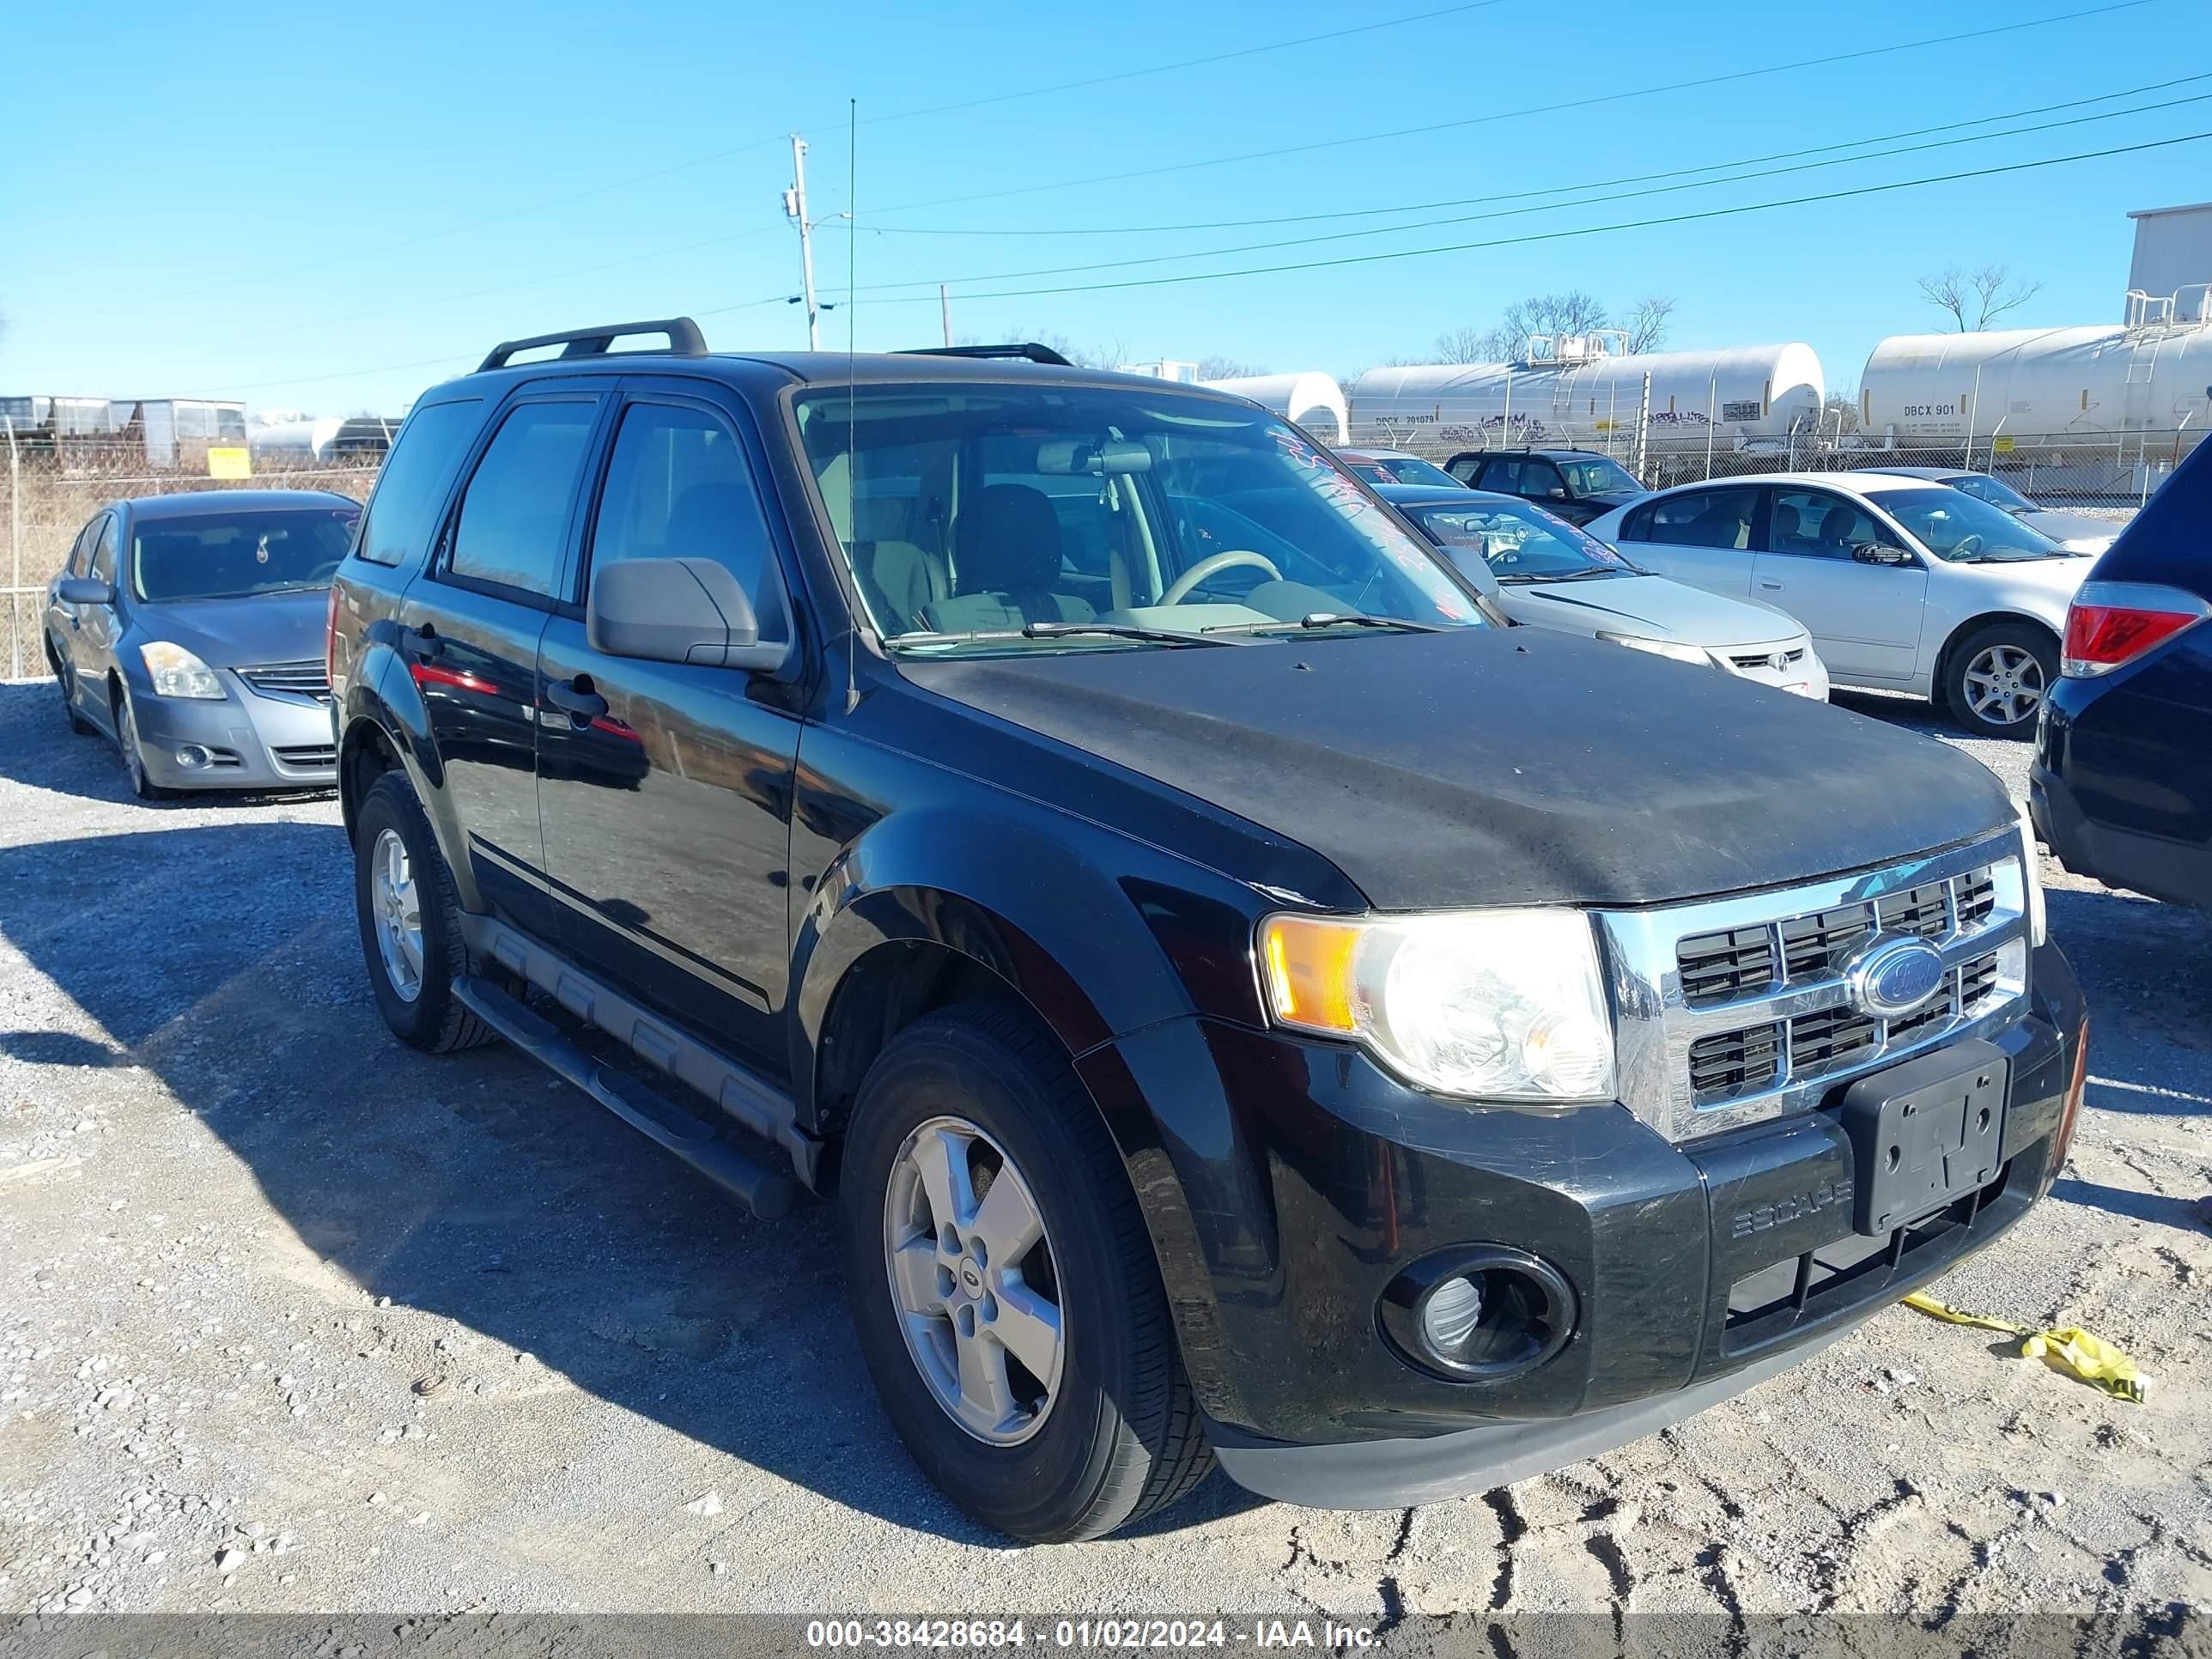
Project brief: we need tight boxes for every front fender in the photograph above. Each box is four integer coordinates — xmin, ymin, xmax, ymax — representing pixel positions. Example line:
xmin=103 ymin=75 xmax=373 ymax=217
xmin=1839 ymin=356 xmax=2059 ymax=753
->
xmin=339 ymin=641 xmax=483 ymax=912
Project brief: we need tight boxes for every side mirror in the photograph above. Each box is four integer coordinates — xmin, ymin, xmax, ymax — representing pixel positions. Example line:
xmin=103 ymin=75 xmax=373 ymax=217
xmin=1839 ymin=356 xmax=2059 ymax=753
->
xmin=1851 ymin=544 xmax=1913 ymax=568
xmin=586 ymin=557 xmax=793 ymax=674
xmin=57 ymin=576 xmax=116 ymax=605
xmin=1547 ymin=486 xmax=1570 ymax=500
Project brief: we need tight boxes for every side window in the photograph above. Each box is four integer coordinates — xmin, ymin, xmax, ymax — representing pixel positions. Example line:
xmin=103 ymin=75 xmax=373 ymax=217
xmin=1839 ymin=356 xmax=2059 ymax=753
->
xmin=357 ymin=398 xmax=483 ymax=567
xmin=65 ymin=516 xmax=102 ymax=576
xmin=1522 ymin=459 xmax=1567 ymax=501
xmin=447 ymin=400 xmax=599 ymax=598
xmin=1480 ymin=459 xmax=1522 ymax=492
xmin=1619 ymin=501 xmax=1657 ymax=541
xmin=587 ymin=402 xmax=785 ymax=636
xmin=1766 ymin=489 xmax=1897 ymax=558
xmin=1645 ymin=487 xmax=1759 ymax=552
xmin=88 ymin=515 xmax=119 ymax=583
xmin=1445 ymin=454 xmax=1480 ymax=483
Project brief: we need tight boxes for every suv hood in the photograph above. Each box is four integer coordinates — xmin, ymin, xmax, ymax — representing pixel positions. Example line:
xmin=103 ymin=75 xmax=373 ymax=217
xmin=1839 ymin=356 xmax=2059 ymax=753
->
xmin=904 ymin=629 xmax=2013 ymax=909
xmin=132 ymin=590 xmax=331 ymax=669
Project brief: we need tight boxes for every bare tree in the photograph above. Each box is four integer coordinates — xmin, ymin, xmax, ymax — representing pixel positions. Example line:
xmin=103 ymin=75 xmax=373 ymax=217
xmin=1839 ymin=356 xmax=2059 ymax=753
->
xmin=1619 ymin=295 xmax=1677 ymax=355
xmin=1822 ymin=390 xmax=1862 ymax=434
xmin=1195 ymin=355 xmax=1270 ymax=380
xmin=1917 ymin=264 xmax=2044 ymax=331
xmin=1430 ymin=326 xmax=1491 ymax=365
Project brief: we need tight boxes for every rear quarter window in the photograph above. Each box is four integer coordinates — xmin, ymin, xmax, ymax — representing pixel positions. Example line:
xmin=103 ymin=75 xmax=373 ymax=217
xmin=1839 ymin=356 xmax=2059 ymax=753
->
xmin=355 ymin=398 xmax=483 ymax=567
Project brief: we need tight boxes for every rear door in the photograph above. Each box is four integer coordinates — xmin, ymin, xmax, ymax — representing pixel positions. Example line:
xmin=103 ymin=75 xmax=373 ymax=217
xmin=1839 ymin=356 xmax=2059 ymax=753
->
xmin=1752 ymin=487 xmax=1927 ymax=683
xmin=399 ymin=388 xmax=608 ymax=933
xmin=1610 ymin=485 xmax=1760 ymax=598
xmin=534 ymin=381 xmax=805 ymax=1073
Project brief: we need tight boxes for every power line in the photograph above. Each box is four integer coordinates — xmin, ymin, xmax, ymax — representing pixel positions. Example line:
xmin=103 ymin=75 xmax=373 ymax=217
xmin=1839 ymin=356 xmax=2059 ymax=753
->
xmin=831 ymin=88 xmax=2212 ymax=296
xmin=842 ymin=129 xmax=2212 ymax=306
xmin=829 ymin=70 xmax=2212 ymax=239
xmin=864 ymin=0 xmax=2154 ymax=215
xmin=158 ymin=0 xmax=1510 ymax=306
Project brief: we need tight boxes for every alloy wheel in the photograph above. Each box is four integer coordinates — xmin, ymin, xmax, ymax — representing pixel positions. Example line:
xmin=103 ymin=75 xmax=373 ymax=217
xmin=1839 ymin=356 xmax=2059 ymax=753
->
xmin=368 ymin=826 xmax=426 ymax=1003
xmin=883 ymin=1115 xmax=1065 ymax=1445
xmin=1963 ymin=643 xmax=2046 ymax=727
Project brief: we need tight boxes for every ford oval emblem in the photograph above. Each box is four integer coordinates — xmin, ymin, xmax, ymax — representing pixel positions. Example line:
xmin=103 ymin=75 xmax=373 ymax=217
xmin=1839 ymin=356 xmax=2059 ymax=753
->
xmin=1845 ymin=935 xmax=1948 ymax=1018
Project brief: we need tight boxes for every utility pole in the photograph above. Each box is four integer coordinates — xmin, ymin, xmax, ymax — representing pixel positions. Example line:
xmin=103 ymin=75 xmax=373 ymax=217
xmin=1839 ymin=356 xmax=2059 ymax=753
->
xmin=939 ymin=284 xmax=953 ymax=349
xmin=783 ymin=134 xmax=822 ymax=350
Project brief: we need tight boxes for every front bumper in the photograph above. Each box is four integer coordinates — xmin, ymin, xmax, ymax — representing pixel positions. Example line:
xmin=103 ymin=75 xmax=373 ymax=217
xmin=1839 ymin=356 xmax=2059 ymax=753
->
xmin=1080 ymin=943 xmax=2084 ymax=1508
xmin=130 ymin=671 xmax=337 ymax=790
xmin=1722 ymin=637 xmax=1829 ymax=701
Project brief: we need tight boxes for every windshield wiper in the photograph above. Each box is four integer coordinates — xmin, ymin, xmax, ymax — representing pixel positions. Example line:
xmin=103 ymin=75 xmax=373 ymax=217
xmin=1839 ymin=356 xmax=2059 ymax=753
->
xmin=884 ymin=622 xmax=1240 ymax=651
xmin=1206 ymin=611 xmax=1443 ymax=635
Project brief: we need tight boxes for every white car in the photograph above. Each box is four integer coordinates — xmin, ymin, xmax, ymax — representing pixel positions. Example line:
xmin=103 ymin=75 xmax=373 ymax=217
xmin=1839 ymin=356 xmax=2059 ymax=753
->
xmin=1861 ymin=466 xmax=2122 ymax=556
xmin=1582 ymin=473 xmax=2089 ymax=737
xmin=1380 ymin=484 xmax=1830 ymax=701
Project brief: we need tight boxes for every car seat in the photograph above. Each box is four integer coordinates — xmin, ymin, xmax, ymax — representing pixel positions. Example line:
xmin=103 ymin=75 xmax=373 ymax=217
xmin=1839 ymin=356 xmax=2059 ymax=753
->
xmin=921 ymin=484 xmax=1095 ymax=633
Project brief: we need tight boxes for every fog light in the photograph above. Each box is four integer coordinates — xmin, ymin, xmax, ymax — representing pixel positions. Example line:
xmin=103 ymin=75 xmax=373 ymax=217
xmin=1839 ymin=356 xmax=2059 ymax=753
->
xmin=1419 ymin=1274 xmax=1486 ymax=1351
xmin=1381 ymin=1247 xmax=1578 ymax=1380
xmin=174 ymin=744 xmax=210 ymax=769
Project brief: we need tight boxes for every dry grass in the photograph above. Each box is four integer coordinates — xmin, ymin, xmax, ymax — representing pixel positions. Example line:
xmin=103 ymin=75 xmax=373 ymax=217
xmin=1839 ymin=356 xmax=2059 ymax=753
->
xmin=0 ymin=453 xmax=382 ymax=679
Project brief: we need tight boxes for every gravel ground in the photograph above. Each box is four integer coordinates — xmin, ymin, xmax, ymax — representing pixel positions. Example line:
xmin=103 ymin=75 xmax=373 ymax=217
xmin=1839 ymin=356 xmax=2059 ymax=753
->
xmin=1 ymin=673 xmax=2207 ymax=1634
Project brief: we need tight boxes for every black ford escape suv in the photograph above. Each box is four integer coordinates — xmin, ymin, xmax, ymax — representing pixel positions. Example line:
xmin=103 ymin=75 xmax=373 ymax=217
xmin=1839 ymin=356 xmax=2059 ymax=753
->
xmin=329 ymin=319 xmax=2087 ymax=1543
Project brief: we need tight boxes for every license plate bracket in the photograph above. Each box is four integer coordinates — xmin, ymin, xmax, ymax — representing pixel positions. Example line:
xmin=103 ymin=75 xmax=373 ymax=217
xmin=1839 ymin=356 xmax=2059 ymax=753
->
xmin=1837 ymin=1037 xmax=2009 ymax=1236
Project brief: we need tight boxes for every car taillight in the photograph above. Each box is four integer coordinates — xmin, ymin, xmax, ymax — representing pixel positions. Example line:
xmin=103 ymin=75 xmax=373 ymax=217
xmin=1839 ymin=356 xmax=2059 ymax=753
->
xmin=2061 ymin=580 xmax=2209 ymax=678
xmin=325 ymin=585 xmax=342 ymax=688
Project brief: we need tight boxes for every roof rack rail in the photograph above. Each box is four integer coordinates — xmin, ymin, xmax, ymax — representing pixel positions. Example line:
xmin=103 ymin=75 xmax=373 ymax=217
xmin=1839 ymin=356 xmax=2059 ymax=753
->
xmin=898 ymin=342 xmax=1074 ymax=368
xmin=478 ymin=317 xmax=708 ymax=374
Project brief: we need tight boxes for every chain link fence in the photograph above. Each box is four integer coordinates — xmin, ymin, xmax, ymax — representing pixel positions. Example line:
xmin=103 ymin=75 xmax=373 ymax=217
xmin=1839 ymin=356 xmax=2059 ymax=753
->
xmin=1370 ymin=417 xmax=2201 ymax=507
xmin=0 ymin=441 xmax=383 ymax=683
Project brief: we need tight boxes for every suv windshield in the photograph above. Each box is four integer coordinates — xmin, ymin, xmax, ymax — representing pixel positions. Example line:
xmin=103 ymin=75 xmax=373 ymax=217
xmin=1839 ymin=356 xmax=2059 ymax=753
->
xmin=1865 ymin=488 xmax=2065 ymax=562
xmin=1942 ymin=472 xmax=2036 ymax=514
xmin=1559 ymin=457 xmax=1639 ymax=496
xmin=131 ymin=505 xmax=362 ymax=603
xmin=794 ymin=385 xmax=1487 ymax=653
xmin=1401 ymin=497 xmax=1631 ymax=582
xmin=1345 ymin=453 xmax=1462 ymax=488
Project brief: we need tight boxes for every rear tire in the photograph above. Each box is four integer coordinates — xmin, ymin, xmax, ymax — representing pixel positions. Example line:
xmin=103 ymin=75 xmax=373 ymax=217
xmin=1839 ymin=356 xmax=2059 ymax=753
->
xmin=1946 ymin=620 xmax=2057 ymax=740
xmin=50 ymin=639 xmax=94 ymax=734
xmin=837 ymin=1005 xmax=1212 ymax=1542
xmin=352 ymin=771 xmax=495 ymax=1054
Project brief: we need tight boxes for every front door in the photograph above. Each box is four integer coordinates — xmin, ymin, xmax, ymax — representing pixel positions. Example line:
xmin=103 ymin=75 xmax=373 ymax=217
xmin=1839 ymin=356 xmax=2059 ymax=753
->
xmin=400 ymin=392 xmax=605 ymax=933
xmin=1752 ymin=488 xmax=1928 ymax=683
xmin=534 ymin=387 xmax=804 ymax=1075
xmin=73 ymin=514 xmax=125 ymax=715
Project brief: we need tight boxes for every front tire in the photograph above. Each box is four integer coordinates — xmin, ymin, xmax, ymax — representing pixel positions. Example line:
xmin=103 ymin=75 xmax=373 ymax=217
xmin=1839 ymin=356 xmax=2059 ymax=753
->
xmin=352 ymin=771 xmax=495 ymax=1054
xmin=838 ymin=1006 xmax=1212 ymax=1543
xmin=1946 ymin=621 xmax=2057 ymax=739
xmin=111 ymin=685 xmax=171 ymax=799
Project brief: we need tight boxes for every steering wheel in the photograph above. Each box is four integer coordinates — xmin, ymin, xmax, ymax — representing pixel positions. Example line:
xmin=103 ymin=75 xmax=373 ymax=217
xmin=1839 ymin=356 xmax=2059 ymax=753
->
xmin=1952 ymin=533 xmax=1985 ymax=557
xmin=1160 ymin=550 xmax=1284 ymax=606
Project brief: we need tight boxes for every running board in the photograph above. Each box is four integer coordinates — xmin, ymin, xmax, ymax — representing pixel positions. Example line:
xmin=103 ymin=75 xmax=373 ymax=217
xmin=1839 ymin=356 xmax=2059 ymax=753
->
xmin=452 ymin=975 xmax=797 ymax=1220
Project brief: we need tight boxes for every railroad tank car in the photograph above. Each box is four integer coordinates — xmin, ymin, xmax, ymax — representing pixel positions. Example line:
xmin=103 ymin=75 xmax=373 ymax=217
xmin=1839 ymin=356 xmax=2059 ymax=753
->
xmin=1200 ymin=371 xmax=1351 ymax=445
xmin=1348 ymin=339 xmax=1825 ymax=453
xmin=1858 ymin=287 xmax=2212 ymax=465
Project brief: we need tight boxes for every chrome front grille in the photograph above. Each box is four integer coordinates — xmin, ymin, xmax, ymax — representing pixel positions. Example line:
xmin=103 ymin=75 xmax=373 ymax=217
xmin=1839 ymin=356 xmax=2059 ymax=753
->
xmin=1726 ymin=645 xmax=1808 ymax=672
xmin=239 ymin=659 xmax=333 ymax=704
xmin=1597 ymin=830 xmax=2032 ymax=1141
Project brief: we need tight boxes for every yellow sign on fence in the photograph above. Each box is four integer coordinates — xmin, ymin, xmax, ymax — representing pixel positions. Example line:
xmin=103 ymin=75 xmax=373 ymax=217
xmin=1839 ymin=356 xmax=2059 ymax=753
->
xmin=1991 ymin=435 xmax=2015 ymax=455
xmin=206 ymin=447 xmax=252 ymax=479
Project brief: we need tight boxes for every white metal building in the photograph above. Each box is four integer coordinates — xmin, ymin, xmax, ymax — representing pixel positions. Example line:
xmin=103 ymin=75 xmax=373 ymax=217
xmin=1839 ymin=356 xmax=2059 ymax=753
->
xmin=2126 ymin=203 xmax=2212 ymax=319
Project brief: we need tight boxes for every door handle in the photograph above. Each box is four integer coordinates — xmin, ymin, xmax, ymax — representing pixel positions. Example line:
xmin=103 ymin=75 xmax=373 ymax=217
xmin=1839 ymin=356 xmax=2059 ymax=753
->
xmin=1758 ymin=580 xmax=1784 ymax=590
xmin=545 ymin=675 xmax=609 ymax=724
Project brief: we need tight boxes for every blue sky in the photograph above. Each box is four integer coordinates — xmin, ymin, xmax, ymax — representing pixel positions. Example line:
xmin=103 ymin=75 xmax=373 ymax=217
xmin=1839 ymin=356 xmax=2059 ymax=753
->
xmin=2 ymin=0 xmax=2205 ymax=416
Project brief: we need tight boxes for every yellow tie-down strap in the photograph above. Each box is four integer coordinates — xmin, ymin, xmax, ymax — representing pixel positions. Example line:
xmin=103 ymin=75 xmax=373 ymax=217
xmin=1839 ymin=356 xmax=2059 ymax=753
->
xmin=1901 ymin=1291 xmax=2150 ymax=1405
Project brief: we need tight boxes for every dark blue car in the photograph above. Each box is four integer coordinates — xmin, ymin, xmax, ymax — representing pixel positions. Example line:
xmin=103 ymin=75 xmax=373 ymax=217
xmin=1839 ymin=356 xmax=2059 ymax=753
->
xmin=2032 ymin=443 xmax=2212 ymax=910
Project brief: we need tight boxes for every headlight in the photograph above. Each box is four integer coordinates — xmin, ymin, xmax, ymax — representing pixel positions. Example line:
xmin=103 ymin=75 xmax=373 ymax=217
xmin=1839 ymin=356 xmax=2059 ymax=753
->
xmin=2014 ymin=800 xmax=2047 ymax=946
xmin=138 ymin=641 xmax=225 ymax=699
xmin=1596 ymin=630 xmax=1715 ymax=668
xmin=1259 ymin=909 xmax=1615 ymax=1102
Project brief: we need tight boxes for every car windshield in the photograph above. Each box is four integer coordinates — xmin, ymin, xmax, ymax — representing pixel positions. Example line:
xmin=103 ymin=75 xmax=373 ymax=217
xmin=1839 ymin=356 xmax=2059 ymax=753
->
xmin=1403 ymin=498 xmax=1632 ymax=582
xmin=793 ymin=384 xmax=1487 ymax=654
xmin=1362 ymin=454 xmax=1462 ymax=488
xmin=1559 ymin=457 xmax=1639 ymax=496
xmin=1942 ymin=472 xmax=2036 ymax=514
xmin=1865 ymin=488 xmax=2066 ymax=562
xmin=131 ymin=505 xmax=362 ymax=602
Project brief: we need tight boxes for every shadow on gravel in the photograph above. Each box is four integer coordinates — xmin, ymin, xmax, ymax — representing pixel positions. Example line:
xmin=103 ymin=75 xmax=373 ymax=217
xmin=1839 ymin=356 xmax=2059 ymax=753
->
xmin=2048 ymin=1176 xmax=2209 ymax=1233
xmin=0 ymin=817 xmax=1255 ymax=1544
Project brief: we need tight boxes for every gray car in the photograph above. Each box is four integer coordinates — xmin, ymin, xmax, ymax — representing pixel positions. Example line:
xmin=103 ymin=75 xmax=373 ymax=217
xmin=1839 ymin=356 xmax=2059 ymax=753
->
xmin=1863 ymin=466 xmax=2120 ymax=556
xmin=44 ymin=490 xmax=360 ymax=797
